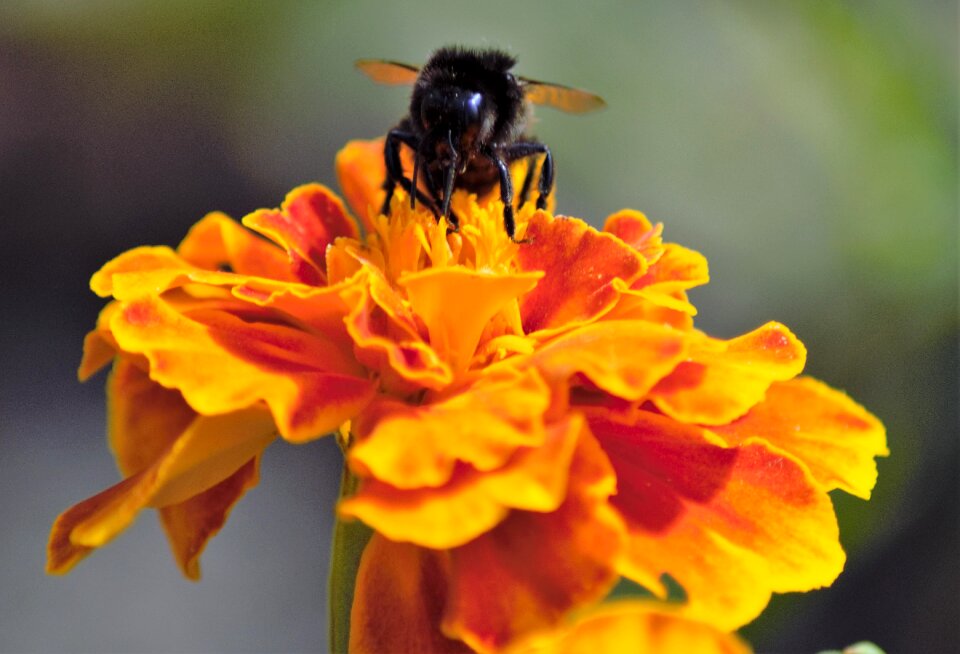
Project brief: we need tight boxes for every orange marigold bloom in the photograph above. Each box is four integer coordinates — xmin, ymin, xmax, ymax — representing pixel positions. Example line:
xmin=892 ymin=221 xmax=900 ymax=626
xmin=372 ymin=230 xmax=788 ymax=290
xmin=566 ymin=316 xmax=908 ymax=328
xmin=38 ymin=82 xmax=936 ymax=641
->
xmin=48 ymin=138 xmax=887 ymax=652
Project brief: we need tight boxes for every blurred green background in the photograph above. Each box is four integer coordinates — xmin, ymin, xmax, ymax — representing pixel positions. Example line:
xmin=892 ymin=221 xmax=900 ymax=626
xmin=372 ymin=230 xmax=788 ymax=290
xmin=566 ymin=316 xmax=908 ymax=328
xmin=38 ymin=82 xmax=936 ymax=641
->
xmin=0 ymin=1 xmax=955 ymax=652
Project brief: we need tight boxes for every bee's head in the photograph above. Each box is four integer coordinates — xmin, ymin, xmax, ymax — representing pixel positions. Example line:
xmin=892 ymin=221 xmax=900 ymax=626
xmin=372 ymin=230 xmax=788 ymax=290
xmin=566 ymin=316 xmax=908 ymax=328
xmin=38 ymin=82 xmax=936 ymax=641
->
xmin=419 ymin=86 xmax=494 ymax=169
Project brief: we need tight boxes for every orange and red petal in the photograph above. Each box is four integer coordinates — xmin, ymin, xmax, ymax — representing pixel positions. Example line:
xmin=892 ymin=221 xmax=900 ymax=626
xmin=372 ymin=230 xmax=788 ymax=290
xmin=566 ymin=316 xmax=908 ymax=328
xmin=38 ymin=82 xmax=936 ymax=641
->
xmin=518 ymin=213 xmax=646 ymax=335
xmin=349 ymin=368 xmax=551 ymax=489
xmin=650 ymin=322 xmax=807 ymax=425
xmin=342 ymin=270 xmax=452 ymax=392
xmin=442 ymin=428 xmax=625 ymax=652
xmin=339 ymin=416 xmax=584 ymax=550
xmin=177 ymin=211 xmax=295 ymax=281
xmin=504 ymin=601 xmax=752 ymax=654
xmin=110 ymin=296 xmax=373 ymax=442
xmin=243 ymin=184 xmax=359 ymax=285
xmin=47 ymin=407 xmax=277 ymax=575
xmin=590 ymin=410 xmax=844 ymax=630
xmin=603 ymin=209 xmax=664 ymax=264
xmin=350 ymin=534 xmax=474 ymax=654
xmin=159 ymin=456 xmax=261 ymax=580
xmin=711 ymin=377 xmax=888 ymax=499
xmin=532 ymin=320 xmax=687 ymax=401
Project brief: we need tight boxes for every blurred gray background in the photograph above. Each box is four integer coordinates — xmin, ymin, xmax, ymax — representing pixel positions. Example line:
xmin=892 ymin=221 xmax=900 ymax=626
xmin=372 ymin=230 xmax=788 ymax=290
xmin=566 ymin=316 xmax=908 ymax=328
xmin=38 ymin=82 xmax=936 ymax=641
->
xmin=1 ymin=1 xmax=956 ymax=652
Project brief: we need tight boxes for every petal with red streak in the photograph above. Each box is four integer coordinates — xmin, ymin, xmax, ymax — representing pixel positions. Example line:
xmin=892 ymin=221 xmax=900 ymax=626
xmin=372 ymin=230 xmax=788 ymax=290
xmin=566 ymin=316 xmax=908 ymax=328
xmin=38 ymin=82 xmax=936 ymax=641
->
xmin=243 ymin=184 xmax=359 ymax=285
xmin=532 ymin=320 xmax=687 ymax=400
xmin=339 ymin=416 xmax=584 ymax=550
xmin=110 ymin=296 xmax=374 ymax=442
xmin=650 ymin=322 xmax=806 ymax=425
xmin=341 ymin=270 xmax=452 ymax=391
xmin=159 ymin=457 xmax=261 ymax=580
xmin=177 ymin=211 xmax=295 ymax=281
xmin=442 ymin=428 xmax=625 ymax=652
xmin=590 ymin=410 xmax=845 ymax=630
xmin=47 ymin=407 xmax=277 ymax=575
xmin=603 ymin=209 xmax=664 ymax=264
xmin=349 ymin=368 xmax=551 ymax=489
xmin=350 ymin=534 xmax=474 ymax=654
xmin=107 ymin=359 xmax=261 ymax=580
xmin=518 ymin=213 xmax=646 ymax=335
xmin=712 ymin=377 xmax=888 ymax=499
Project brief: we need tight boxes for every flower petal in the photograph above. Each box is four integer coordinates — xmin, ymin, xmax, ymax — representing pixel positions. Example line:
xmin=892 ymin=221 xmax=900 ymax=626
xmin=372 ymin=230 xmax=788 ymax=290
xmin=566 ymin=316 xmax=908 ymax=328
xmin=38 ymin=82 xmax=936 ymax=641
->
xmin=504 ymin=601 xmax=752 ymax=654
xmin=518 ymin=213 xmax=646 ymax=335
xmin=603 ymin=209 xmax=664 ymax=264
xmin=339 ymin=415 xmax=584 ymax=549
xmin=159 ymin=457 xmax=261 ymax=580
xmin=350 ymin=534 xmax=474 ymax=654
xmin=349 ymin=368 xmax=551 ymax=489
xmin=590 ymin=410 xmax=845 ymax=630
xmin=110 ymin=296 xmax=374 ymax=442
xmin=177 ymin=211 xmax=295 ymax=280
xmin=47 ymin=406 xmax=276 ymax=575
xmin=399 ymin=267 xmax=542 ymax=373
xmin=711 ymin=377 xmax=888 ymax=499
xmin=532 ymin=320 xmax=687 ymax=400
xmin=336 ymin=138 xmax=387 ymax=233
xmin=442 ymin=428 xmax=625 ymax=652
xmin=341 ymin=270 xmax=452 ymax=392
xmin=650 ymin=322 xmax=806 ymax=425
xmin=243 ymin=184 xmax=359 ymax=285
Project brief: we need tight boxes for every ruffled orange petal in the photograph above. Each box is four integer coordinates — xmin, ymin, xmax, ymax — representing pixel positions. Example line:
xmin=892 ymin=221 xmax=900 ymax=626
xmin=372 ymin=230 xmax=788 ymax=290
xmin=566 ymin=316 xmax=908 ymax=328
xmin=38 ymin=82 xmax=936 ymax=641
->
xmin=177 ymin=211 xmax=295 ymax=280
xmin=590 ymin=410 xmax=844 ymax=630
xmin=339 ymin=416 xmax=583 ymax=549
xmin=349 ymin=368 xmax=551 ymax=489
xmin=106 ymin=360 xmax=261 ymax=580
xmin=603 ymin=209 xmax=664 ymax=264
xmin=79 ymin=301 xmax=124 ymax=380
xmin=243 ymin=184 xmax=360 ymax=285
xmin=504 ymin=601 xmax=752 ymax=654
xmin=47 ymin=406 xmax=276 ymax=575
xmin=531 ymin=320 xmax=687 ymax=400
xmin=650 ymin=322 xmax=806 ymax=425
xmin=342 ymin=269 xmax=452 ymax=392
xmin=399 ymin=267 xmax=542 ymax=373
xmin=350 ymin=534 xmax=474 ymax=654
xmin=518 ymin=213 xmax=646 ymax=335
xmin=336 ymin=138 xmax=387 ymax=233
xmin=442 ymin=428 xmax=625 ymax=652
xmin=712 ymin=377 xmax=888 ymax=499
xmin=159 ymin=457 xmax=261 ymax=580
xmin=110 ymin=296 xmax=374 ymax=442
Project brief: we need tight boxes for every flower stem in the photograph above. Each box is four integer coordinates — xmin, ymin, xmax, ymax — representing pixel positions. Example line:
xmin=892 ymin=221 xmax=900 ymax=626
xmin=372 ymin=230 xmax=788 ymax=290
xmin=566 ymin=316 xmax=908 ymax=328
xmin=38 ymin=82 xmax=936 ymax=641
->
xmin=328 ymin=463 xmax=372 ymax=654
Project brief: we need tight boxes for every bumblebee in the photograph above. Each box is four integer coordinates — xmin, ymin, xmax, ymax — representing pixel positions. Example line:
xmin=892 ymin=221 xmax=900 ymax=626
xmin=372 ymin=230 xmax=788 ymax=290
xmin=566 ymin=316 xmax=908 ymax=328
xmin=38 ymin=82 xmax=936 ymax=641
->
xmin=357 ymin=46 xmax=605 ymax=241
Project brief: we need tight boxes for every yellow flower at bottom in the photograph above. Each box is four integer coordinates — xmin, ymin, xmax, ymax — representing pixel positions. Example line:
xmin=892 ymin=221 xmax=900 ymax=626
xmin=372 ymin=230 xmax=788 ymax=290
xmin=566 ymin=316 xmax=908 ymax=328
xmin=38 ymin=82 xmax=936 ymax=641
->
xmin=47 ymin=138 xmax=887 ymax=653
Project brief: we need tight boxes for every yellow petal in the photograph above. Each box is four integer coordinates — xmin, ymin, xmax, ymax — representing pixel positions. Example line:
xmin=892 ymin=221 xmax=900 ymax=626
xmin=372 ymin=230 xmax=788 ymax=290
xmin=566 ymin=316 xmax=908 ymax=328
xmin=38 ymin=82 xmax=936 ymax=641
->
xmin=399 ymin=267 xmax=542 ymax=373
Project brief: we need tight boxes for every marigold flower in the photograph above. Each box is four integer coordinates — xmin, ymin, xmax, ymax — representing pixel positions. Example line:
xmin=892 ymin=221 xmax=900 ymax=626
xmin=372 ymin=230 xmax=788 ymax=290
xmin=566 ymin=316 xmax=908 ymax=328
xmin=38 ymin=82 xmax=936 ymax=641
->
xmin=48 ymin=138 xmax=887 ymax=652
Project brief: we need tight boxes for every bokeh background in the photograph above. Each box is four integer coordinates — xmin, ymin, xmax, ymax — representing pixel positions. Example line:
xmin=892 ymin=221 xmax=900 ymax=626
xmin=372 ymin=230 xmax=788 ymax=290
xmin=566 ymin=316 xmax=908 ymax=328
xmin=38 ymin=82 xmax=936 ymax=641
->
xmin=1 ymin=1 xmax=956 ymax=652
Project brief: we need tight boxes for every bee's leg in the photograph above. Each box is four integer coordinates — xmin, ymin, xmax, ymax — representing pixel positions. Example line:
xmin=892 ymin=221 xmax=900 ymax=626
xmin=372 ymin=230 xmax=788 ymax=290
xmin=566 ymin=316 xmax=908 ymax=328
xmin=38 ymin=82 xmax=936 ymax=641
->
xmin=484 ymin=147 xmax=526 ymax=243
xmin=516 ymin=158 xmax=536 ymax=209
xmin=503 ymin=142 xmax=553 ymax=211
xmin=383 ymin=129 xmax=439 ymax=217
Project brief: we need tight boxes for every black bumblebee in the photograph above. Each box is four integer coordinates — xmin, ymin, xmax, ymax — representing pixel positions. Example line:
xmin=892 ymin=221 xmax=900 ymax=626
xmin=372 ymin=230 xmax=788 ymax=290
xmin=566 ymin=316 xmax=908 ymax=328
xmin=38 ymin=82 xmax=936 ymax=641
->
xmin=356 ymin=47 xmax=605 ymax=241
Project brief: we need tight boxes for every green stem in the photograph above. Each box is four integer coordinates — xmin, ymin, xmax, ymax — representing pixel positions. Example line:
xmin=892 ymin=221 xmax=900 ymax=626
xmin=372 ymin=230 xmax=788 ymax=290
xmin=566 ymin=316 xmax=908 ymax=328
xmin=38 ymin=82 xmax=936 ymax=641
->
xmin=328 ymin=464 xmax=372 ymax=654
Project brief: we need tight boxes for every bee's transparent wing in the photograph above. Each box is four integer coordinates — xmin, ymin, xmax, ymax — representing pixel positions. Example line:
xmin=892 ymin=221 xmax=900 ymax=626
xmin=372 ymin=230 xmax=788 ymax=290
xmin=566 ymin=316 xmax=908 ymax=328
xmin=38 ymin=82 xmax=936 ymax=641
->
xmin=355 ymin=59 xmax=420 ymax=85
xmin=521 ymin=78 xmax=606 ymax=113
